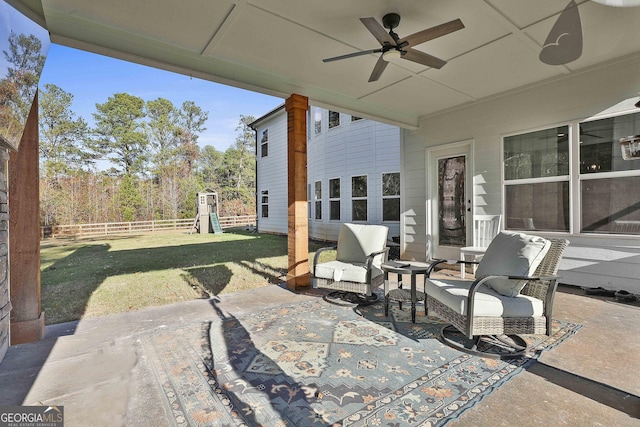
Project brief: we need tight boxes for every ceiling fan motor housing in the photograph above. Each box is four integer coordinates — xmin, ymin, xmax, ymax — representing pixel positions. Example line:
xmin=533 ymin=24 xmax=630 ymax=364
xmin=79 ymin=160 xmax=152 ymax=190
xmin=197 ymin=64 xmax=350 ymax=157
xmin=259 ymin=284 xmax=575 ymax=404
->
xmin=382 ymin=13 xmax=401 ymax=30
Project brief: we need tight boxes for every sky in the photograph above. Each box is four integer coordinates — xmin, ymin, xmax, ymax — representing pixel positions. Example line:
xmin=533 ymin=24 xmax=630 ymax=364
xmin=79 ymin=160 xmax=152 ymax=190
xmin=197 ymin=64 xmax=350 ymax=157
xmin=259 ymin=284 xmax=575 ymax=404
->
xmin=38 ymin=44 xmax=284 ymax=152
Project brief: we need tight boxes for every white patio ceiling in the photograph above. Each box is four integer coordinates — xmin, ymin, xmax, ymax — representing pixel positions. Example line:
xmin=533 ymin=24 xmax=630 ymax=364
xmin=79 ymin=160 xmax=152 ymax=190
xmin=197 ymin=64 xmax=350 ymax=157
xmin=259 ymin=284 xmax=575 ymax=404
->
xmin=9 ymin=0 xmax=640 ymax=129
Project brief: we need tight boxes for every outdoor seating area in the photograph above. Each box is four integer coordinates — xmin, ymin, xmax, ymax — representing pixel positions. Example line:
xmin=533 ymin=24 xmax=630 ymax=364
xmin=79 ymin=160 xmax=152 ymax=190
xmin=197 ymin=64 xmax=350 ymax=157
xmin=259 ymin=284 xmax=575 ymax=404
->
xmin=0 ymin=279 xmax=638 ymax=425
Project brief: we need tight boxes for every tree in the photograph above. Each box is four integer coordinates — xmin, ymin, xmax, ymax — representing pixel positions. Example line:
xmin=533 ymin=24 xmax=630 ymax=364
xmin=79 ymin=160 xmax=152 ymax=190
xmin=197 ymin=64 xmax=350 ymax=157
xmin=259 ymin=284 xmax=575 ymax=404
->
xmin=146 ymin=97 xmax=179 ymax=174
xmin=176 ymin=100 xmax=208 ymax=176
xmin=118 ymin=174 xmax=144 ymax=221
xmin=198 ymin=145 xmax=223 ymax=188
xmin=0 ymin=31 xmax=47 ymax=144
xmin=39 ymin=83 xmax=92 ymax=177
xmin=92 ymin=93 xmax=148 ymax=175
xmin=232 ymin=115 xmax=256 ymax=192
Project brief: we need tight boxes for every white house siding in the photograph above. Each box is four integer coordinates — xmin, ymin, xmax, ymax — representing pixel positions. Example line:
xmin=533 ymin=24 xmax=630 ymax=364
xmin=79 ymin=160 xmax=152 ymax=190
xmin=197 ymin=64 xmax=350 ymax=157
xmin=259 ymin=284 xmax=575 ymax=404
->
xmin=255 ymin=107 xmax=288 ymax=235
xmin=308 ymin=112 xmax=401 ymax=241
xmin=254 ymin=108 xmax=401 ymax=242
xmin=401 ymin=54 xmax=640 ymax=293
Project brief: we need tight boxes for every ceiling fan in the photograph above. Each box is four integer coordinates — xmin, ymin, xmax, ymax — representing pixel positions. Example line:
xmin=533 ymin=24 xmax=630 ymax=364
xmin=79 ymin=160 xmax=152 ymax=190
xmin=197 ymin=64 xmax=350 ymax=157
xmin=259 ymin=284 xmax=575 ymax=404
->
xmin=322 ymin=13 xmax=464 ymax=82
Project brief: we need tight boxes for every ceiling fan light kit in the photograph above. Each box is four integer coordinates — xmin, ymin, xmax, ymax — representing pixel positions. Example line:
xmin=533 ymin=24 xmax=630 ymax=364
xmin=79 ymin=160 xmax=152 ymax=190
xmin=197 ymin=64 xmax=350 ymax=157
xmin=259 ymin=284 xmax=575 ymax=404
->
xmin=591 ymin=0 xmax=640 ymax=6
xmin=323 ymin=12 xmax=464 ymax=82
xmin=382 ymin=49 xmax=401 ymax=62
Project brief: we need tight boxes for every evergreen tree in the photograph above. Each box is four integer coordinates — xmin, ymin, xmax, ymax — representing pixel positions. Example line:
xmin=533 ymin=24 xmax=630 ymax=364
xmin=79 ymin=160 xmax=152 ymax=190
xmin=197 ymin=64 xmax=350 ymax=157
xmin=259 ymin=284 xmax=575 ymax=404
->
xmin=39 ymin=83 xmax=92 ymax=177
xmin=92 ymin=93 xmax=148 ymax=175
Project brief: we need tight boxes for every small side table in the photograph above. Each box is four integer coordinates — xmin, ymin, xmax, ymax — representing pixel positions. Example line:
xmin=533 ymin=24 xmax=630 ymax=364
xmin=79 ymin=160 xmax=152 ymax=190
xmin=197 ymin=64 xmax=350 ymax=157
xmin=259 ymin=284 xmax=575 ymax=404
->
xmin=381 ymin=261 xmax=433 ymax=323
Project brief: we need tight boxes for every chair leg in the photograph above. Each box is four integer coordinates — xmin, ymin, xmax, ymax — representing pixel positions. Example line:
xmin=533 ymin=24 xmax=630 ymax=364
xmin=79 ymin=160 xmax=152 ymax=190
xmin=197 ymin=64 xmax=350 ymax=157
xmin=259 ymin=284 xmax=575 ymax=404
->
xmin=460 ymin=254 xmax=466 ymax=279
xmin=440 ymin=325 xmax=530 ymax=359
xmin=324 ymin=291 xmax=378 ymax=307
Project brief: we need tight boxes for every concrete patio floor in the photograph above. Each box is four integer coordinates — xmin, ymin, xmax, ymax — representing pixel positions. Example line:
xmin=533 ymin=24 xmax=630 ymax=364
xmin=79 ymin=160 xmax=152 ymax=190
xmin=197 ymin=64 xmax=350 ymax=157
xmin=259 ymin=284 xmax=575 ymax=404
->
xmin=1 ymin=276 xmax=639 ymax=426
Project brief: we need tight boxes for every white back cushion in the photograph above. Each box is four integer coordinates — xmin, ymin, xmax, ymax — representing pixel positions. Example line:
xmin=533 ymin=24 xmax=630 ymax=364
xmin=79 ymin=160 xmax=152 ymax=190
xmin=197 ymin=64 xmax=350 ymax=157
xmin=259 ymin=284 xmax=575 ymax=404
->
xmin=475 ymin=231 xmax=551 ymax=297
xmin=336 ymin=223 xmax=388 ymax=267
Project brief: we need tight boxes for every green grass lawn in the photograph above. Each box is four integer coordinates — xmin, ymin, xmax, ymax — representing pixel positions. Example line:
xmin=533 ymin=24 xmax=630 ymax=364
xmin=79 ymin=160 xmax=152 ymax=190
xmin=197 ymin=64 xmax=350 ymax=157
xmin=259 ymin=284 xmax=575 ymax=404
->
xmin=40 ymin=230 xmax=333 ymax=325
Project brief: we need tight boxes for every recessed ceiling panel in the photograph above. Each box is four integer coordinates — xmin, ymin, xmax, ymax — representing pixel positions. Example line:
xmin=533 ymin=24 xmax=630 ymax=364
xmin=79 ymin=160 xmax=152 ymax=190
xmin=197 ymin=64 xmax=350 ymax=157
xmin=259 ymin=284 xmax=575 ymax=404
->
xmin=42 ymin=0 xmax=232 ymax=52
xmin=425 ymin=35 xmax=562 ymax=99
xmin=486 ymin=0 xmax=569 ymax=29
xmin=362 ymin=75 xmax=474 ymax=118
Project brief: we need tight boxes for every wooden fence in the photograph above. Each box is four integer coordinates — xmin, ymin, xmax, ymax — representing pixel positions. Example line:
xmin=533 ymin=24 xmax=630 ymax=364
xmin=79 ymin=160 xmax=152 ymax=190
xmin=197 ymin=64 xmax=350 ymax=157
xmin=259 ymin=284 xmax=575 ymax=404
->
xmin=41 ymin=215 xmax=257 ymax=238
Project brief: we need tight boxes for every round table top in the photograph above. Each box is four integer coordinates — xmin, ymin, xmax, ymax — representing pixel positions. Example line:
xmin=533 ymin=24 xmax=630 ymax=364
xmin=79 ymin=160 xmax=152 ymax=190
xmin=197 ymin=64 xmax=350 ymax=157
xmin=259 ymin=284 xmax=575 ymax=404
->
xmin=381 ymin=261 xmax=433 ymax=274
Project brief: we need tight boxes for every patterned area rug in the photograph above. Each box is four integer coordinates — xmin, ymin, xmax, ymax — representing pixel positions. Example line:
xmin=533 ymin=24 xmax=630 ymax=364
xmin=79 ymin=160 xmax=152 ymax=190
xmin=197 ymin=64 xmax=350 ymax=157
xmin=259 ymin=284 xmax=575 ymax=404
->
xmin=140 ymin=296 xmax=581 ymax=426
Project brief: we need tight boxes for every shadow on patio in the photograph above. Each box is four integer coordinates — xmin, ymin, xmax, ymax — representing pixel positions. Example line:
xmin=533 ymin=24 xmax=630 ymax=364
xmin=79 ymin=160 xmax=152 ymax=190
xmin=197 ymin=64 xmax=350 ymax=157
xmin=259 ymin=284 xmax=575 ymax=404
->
xmin=0 ymin=277 xmax=638 ymax=426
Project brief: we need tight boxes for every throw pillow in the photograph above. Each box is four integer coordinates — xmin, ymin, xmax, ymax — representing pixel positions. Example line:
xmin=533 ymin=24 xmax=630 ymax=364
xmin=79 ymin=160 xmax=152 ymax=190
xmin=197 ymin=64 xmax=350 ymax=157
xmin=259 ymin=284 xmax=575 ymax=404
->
xmin=475 ymin=231 xmax=551 ymax=297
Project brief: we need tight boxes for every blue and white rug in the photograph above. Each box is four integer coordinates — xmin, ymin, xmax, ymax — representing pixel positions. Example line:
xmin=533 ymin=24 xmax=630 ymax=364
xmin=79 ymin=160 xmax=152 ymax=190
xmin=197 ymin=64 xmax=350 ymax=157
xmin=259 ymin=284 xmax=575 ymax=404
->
xmin=141 ymin=295 xmax=581 ymax=426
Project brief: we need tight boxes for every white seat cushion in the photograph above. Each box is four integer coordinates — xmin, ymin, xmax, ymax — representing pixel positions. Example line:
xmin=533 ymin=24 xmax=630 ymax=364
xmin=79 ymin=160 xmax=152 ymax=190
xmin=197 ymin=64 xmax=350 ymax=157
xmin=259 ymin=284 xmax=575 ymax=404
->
xmin=475 ymin=231 xmax=551 ymax=297
xmin=315 ymin=260 xmax=383 ymax=284
xmin=425 ymin=278 xmax=544 ymax=317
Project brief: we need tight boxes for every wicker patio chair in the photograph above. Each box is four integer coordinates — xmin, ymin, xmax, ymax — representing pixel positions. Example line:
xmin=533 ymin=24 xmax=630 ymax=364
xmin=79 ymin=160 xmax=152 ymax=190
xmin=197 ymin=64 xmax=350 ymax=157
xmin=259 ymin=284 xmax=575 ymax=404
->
xmin=311 ymin=223 xmax=389 ymax=306
xmin=425 ymin=232 xmax=569 ymax=359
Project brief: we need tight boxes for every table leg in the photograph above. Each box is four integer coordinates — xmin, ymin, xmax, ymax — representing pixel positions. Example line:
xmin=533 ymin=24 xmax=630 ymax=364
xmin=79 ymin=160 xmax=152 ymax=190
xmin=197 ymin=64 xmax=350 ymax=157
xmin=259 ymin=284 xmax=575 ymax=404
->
xmin=397 ymin=273 xmax=403 ymax=311
xmin=384 ymin=271 xmax=390 ymax=316
xmin=411 ymin=273 xmax=416 ymax=323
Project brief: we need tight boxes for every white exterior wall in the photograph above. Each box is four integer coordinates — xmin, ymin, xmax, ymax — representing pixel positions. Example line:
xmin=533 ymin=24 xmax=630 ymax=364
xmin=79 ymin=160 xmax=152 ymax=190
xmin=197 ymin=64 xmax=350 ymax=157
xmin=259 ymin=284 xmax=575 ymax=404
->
xmin=255 ymin=107 xmax=401 ymax=241
xmin=401 ymin=54 xmax=640 ymax=293
xmin=255 ymin=108 xmax=288 ymax=234
xmin=308 ymin=111 xmax=401 ymax=241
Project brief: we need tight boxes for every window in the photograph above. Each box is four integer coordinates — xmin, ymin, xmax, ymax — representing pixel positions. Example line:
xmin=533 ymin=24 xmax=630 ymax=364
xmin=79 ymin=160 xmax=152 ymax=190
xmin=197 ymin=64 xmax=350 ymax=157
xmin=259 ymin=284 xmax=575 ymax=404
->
xmin=308 ymin=183 xmax=311 ymax=219
xmin=503 ymin=111 xmax=640 ymax=236
xmin=579 ymin=112 xmax=640 ymax=235
xmin=503 ymin=126 xmax=570 ymax=232
xmin=261 ymin=190 xmax=269 ymax=218
xmin=351 ymin=115 xmax=362 ymax=122
xmin=313 ymin=107 xmax=322 ymax=135
xmin=329 ymin=178 xmax=340 ymax=220
xmin=260 ymin=128 xmax=268 ymax=157
xmin=329 ymin=110 xmax=340 ymax=129
xmin=382 ymin=172 xmax=400 ymax=221
xmin=315 ymin=181 xmax=322 ymax=220
xmin=351 ymin=175 xmax=368 ymax=221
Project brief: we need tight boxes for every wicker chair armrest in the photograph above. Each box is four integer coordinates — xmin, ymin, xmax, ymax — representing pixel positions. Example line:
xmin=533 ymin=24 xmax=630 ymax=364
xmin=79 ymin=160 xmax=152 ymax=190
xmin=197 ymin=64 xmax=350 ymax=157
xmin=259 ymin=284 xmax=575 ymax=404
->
xmin=424 ymin=259 xmax=448 ymax=277
xmin=504 ymin=274 xmax=558 ymax=281
xmin=365 ymin=247 xmax=390 ymax=269
xmin=311 ymin=245 xmax=337 ymax=274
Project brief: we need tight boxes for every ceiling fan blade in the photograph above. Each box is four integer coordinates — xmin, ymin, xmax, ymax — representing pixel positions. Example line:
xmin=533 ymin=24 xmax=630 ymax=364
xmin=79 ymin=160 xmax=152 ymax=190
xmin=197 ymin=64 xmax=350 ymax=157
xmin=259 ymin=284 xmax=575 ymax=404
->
xmin=397 ymin=19 xmax=464 ymax=48
xmin=323 ymin=48 xmax=382 ymax=63
xmin=368 ymin=56 xmax=388 ymax=82
xmin=402 ymin=48 xmax=447 ymax=69
xmin=360 ymin=17 xmax=396 ymax=46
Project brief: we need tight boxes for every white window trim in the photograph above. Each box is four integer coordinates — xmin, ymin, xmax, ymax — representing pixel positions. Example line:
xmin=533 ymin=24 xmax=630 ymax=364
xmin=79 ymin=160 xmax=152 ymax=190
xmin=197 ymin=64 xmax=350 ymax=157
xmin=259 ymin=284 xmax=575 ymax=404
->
xmin=260 ymin=190 xmax=269 ymax=219
xmin=502 ymin=108 xmax=640 ymax=237
xmin=351 ymin=174 xmax=368 ymax=222
xmin=328 ymin=177 xmax=341 ymax=222
xmin=260 ymin=127 xmax=269 ymax=157
xmin=314 ymin=180 xmax=323 ymax=221
xmin=328 ymin=110 xmax=340 ymax=130
xmin=313 ymin=107 xmax=322 ymax=135
xmin=307 ymin=183 xmax=312 ymax=219
xmin=501 ymin=122 xmax=572 ymax=234
xmin=381 ymin=171 xmax=401 ymax=223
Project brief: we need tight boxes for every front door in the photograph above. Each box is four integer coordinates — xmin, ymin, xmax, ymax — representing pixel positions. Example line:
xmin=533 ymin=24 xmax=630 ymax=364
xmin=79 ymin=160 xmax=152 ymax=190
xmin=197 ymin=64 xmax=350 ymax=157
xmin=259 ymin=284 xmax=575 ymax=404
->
xmin=426 ymin=142 xmax=473 ymax=259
